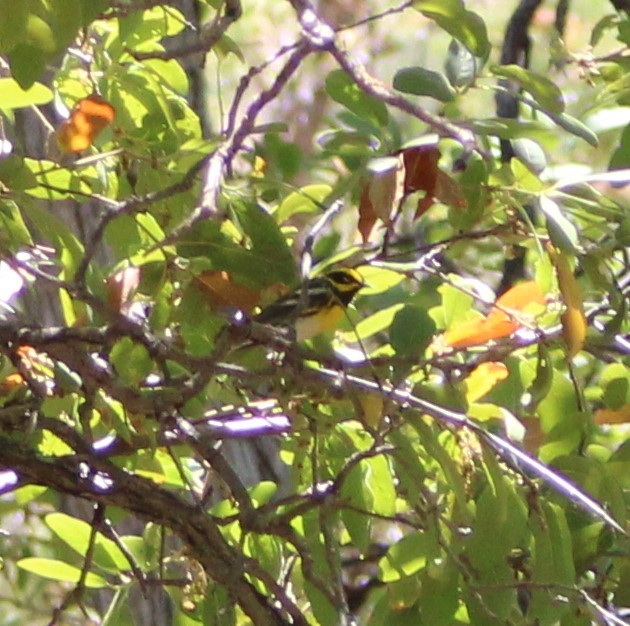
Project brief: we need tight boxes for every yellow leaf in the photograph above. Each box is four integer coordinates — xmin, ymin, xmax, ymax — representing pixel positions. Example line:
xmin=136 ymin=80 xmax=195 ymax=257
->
xmin=465 ymin=362 xmax=509 ymax=403
xmin=548 ymin=246 xmax=586 ymax=360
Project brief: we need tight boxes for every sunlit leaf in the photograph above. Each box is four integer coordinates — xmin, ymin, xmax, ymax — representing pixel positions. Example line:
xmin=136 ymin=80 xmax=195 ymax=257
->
xmin=17 ymin=558 xmax=109 ymax=588
xmin=0 ymin=78 xmax=53 ymax=110
xmin=415 ymin=0 xmax=490 ymax=57
xmin=465 ymin=362 xmax=509 ymax=403
xmin=378 ymin=531 xmax=431 ymax=582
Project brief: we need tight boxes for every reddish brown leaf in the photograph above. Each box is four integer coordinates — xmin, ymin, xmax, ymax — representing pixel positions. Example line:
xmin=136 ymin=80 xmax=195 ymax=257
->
xmin=401 ymin=145 xmax=440 ymax=197
xmin=106 ymin=267 xmax=140 ymax=314
xmin=358 ymin=184 xmax=380 ymax=244
xmin=358 ymin=155 xmax=405 ymax=244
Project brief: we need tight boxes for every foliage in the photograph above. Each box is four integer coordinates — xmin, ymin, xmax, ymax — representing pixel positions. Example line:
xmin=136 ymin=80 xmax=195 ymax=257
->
xmin=0 ymin=0 xmax=629 ymax=624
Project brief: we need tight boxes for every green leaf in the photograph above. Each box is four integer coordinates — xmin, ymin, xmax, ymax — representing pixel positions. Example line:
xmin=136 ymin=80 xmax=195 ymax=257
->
xmin=0 ymin=0 xmax=29 ymax=53
xmin=610 ymin=123 xmax=630 ymax=170
xmin=325 ymin=69 xmax=389 ymax=128
xmin=393 ymin=67 xmax=455 ymax=102
xmin=8 ymin=43 xmax=46 ymax=89
xmin=109 ymin=338 xmax=153 ymax=387
xmin=547 ymin=111 xmax=599 ymax=147
xmin=538 ymin=195 xmax=579 ymax=254
xmin=0 ymin=199 xmax=33 ymax=249
xmin=23 ymin=158 xmax=102 ymax=200
xmin=438 ymin=281 xmax=475 ymax=328
xmin=275 ymin=185 xmax=333 ymax=223
xmin=525 ymin=503 xmax=576 ymax=620
xmin=378 ymin=531 xmax=431 ymax=582
xmin=525 ymin=343 xmax=554 ymax=410
xmin=389 ymin=305 xmax=436 ymax=358
xmin=244 ymin=534 xmax=283 ymax=583
xmin=17 ymin=557 xmax=109 ymax=588
xmin=470 ymin=118 xmax=555 ymax=141
xmin=0 ymin=78 xmax=53 ymax=110
xmin=143 ymin=59 xmax=189 ymax=95
xmin=368 ymin=455 xmax=397 ymax=516
xmin=340 ymin=466 xmax=372 ymax=552
xmin=419 ymin=560 xmax=459 ymax=624
xmin=445 ymin=38 xmax=478 ymax=88
xmin=591 ymin=14 xmax=619 ymax=47
xmin=353 ymin=303 xmax=404 ymax=341
xmin=177 ymin=282 xmax=224 ymax=357
xmin=78 ymin=0 xmax=109 ymax=24
xmin=619 ymin=18 xmax=630 ymax=46
xmin=232 ymin=201 xmax=298 ymax=286
xmin=414 ymin=0 xmax=490 ymax=57
xmin=456 ymin=154 xmax=488 ymax=227
xmin=464 ymin=478 xmax=528 ymax=619
xmin=45 ymin=513 xmax=130 ymax=573
xmin=512 ymin=138 xmax=547 ymax=174
xmin=491 ymin=64 xmax=565 ymax=114
xmin=118 ymin=6 xmax=186 ymax=45
xmin=263 ymin=133 xmax=303 ymax=180
xmin=21 ymin=198 xmax=84 ymax=270
xmin=601 ymin=363 xmax=630 ymax=409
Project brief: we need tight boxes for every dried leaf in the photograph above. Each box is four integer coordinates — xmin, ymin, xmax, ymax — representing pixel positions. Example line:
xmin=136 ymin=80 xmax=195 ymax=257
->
xmin=358 ymin=155 xmax=405 ymax=243
xmin=401 ymin=145 xmax=440 ymax=218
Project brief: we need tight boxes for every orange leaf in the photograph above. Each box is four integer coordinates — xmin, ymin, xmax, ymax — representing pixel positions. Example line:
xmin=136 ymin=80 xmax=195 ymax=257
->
xmin=195 ymin=271 xmax=260 ymax=313
xmin=0 ymin=372 xmax=26 ymax=396
xmin=492 ymin=281 xmax=546 ymax=315
xmin=595 ymin=403 xmax=630 ymax=425
xmin=465 ymin=362 xmax=509 ymax=403
xmin=444 ymin=281 xmax=546 ymax=348
xmin=57 ymin=95 xmax=116 ymax=154
xmin=443 ymin=316 xmax=516 ymax=348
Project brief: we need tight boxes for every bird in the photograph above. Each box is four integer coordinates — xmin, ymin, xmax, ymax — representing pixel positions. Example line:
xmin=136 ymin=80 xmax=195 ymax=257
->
xmin=254 ymin=267 xmax=365 ymax=341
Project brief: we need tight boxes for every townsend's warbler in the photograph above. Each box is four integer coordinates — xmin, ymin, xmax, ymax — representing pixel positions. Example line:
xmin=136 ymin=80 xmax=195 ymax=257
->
xmin=255 ymin=268 xmax=365 ymax=341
